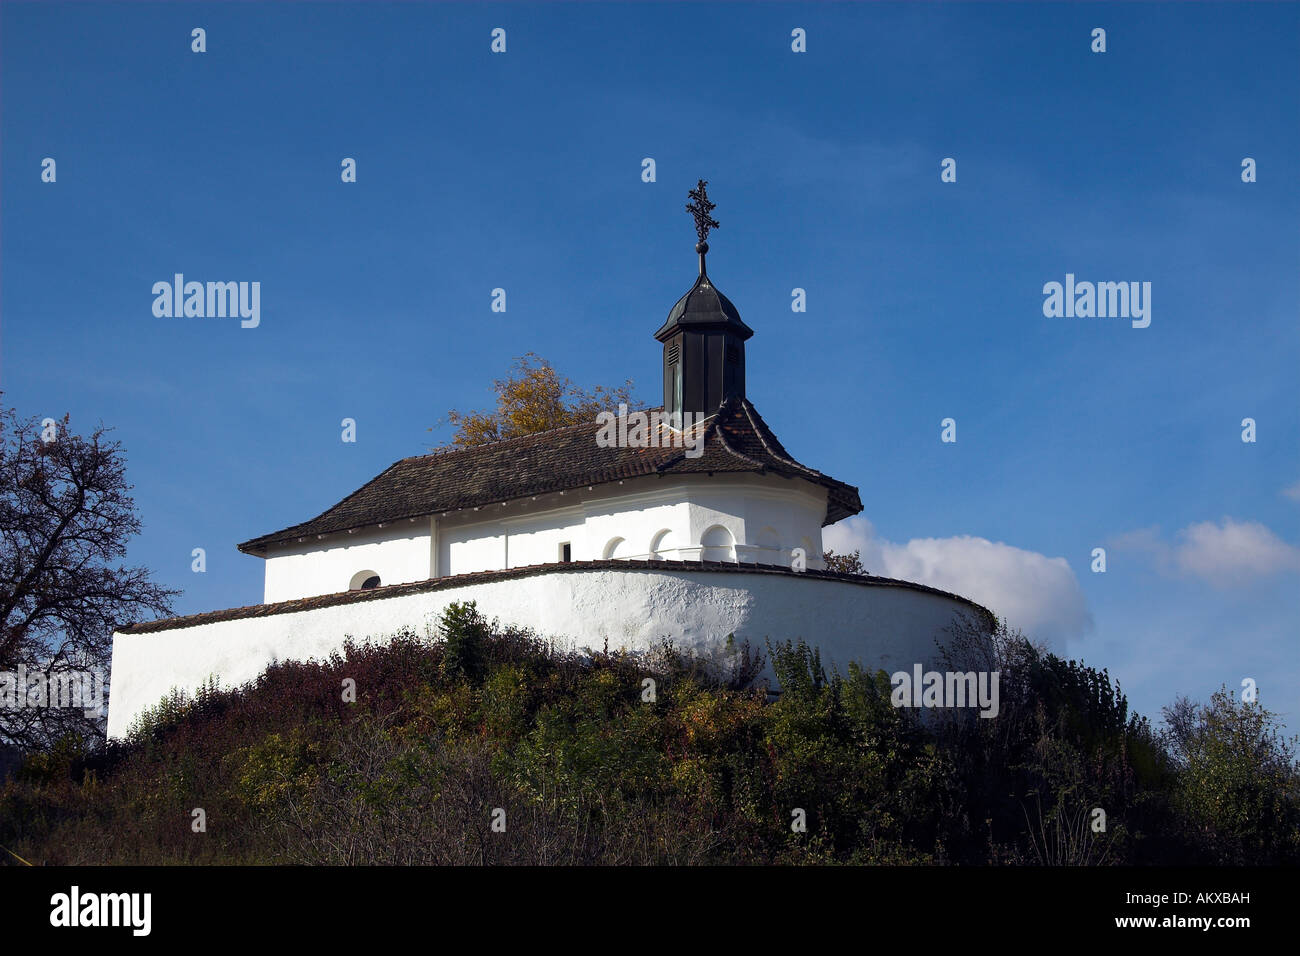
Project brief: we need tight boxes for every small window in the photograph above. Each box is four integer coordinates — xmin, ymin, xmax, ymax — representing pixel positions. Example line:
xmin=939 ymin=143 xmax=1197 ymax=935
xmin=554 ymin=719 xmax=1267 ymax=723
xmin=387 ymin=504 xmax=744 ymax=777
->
xmin=349 ymin=570 xmax=381 ymax=591
xmin=559 ymin=542 xmax=572 ymax=562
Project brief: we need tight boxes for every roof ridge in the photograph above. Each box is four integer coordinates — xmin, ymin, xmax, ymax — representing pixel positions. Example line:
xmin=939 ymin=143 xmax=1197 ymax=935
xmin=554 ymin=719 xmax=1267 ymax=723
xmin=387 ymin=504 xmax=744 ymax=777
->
xmin=709 ymin=396 xmax=770 ymax=470
xmin=740 ymin=399 xmax=821 ymax=477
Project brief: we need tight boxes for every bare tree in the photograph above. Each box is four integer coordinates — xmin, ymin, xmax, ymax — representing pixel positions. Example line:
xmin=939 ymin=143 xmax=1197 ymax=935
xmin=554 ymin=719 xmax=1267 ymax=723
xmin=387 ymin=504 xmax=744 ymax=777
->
xmin=0 ymin=401 xmax=177 ymax=751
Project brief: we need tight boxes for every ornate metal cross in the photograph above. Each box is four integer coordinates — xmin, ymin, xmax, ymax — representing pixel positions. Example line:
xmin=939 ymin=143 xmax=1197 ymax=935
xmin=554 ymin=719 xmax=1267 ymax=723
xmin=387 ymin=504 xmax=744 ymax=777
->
xmin=686 ymin=179 xmax=719 ymax=245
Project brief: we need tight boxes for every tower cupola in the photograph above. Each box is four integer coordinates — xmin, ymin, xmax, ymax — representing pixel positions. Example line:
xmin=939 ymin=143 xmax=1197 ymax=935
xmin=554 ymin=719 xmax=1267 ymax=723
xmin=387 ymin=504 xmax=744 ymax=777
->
xmin=653 ymin=180 xmax=753 ymax=419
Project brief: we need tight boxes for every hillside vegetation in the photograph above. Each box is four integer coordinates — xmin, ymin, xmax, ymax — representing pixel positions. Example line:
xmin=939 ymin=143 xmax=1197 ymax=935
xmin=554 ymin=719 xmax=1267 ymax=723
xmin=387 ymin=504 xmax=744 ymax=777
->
xmin=2 ymin=603 xmax=1297 ymax=865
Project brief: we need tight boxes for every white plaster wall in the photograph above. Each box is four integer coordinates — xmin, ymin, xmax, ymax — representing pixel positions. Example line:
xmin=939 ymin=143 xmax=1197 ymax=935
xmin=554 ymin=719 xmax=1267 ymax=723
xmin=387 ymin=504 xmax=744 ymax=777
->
xmin=263 ymin=522 xmax=431 ymax=603
xmin=107 ymin=568 xmax=987 ymax=738
xmin=687 ymin=481 xmax=827 ymax=568
xmin=503 ymin=513 xmax=582 ymax=568
xmin=259 ymin=474 xmax=829 ymax=603
xmin=579 ymin=494 xmax=690 ymax=563
xmin=445 ymin=527 xmax=508 ymax=575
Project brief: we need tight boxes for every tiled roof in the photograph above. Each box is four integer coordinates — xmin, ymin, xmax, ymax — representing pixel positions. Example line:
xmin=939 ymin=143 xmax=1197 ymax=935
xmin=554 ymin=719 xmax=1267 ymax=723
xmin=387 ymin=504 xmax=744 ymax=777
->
xmin=237 ymin=397 xmax=863 ymax=554
xmin=119 ymin=559 xmax=995 ymax=635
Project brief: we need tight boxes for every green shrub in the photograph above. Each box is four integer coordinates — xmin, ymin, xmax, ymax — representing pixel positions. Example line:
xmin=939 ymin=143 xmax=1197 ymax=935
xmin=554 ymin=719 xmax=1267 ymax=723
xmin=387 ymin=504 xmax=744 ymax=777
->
xmin=439 ymin=602 xmax=489 ymax=685
xmin=0 ymin=619 xmax=1295 ymax=865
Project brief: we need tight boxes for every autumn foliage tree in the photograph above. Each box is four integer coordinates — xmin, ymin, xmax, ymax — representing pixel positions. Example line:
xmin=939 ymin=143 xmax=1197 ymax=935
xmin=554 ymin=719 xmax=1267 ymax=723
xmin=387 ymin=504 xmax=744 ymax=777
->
xmin=439 ymin=353 xmax=639 ymax=447
xmin=823 ymin=548 xmax=866 ymax=575
xmin=0 ymin=401 xmax=177 ymax=752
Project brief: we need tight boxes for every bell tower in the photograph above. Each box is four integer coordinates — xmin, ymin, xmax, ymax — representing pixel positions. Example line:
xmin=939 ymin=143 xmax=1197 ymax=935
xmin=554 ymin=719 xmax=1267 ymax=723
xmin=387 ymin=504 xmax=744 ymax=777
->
xmin=653 ymin=180 xmax=754 ymax=420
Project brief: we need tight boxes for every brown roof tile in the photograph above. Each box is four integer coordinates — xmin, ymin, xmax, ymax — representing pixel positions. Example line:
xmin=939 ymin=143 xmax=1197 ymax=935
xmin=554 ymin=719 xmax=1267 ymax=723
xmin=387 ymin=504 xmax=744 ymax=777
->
xmin=238 ymin=397 xmax=862 ymax=554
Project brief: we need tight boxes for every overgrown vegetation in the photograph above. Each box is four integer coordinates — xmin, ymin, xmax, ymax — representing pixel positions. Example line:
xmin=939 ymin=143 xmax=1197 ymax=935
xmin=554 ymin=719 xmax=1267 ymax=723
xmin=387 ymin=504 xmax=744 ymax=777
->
xmin=2 ymin=604 xmax=1296 ymax=865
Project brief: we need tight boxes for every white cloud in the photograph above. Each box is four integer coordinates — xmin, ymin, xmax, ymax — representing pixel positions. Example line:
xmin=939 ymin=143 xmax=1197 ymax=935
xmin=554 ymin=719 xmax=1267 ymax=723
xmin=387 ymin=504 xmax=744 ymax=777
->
xmin=1111 ymin=517 xmax=1300 ymax=586
xmin=1282 ymin=480 xmax=1300 ymax=502
xmin=1173 ymin=518 xmax=1300 ymax=581
xmin=823 ymin=516 xmax=1092 ymax=653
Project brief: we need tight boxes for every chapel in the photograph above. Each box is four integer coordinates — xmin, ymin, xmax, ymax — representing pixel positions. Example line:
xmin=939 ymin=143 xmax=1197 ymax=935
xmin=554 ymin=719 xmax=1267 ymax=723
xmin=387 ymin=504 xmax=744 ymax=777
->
xmin=237 ymin=181 xmax=860 ymax=602
xmin=106 ymin=183 xmax=991 ymax=739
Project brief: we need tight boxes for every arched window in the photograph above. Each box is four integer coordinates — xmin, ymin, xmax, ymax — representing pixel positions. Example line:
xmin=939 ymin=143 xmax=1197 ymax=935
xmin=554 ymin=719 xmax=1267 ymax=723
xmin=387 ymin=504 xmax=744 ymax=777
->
xmin=649 ymin=528 xmax=677 ymax=560
xmin=602 ymin=537 xmax=628 ymax=560
xmin=349 ymin=570 xmax=381 ymax=591
xmin=700 ymin=525 xmax=736 ymax=563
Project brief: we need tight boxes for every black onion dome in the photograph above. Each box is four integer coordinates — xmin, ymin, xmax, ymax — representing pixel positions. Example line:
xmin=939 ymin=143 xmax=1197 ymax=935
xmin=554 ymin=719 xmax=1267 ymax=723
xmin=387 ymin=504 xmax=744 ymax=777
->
xmin=655 ymin=270 xmax=754 ymax=342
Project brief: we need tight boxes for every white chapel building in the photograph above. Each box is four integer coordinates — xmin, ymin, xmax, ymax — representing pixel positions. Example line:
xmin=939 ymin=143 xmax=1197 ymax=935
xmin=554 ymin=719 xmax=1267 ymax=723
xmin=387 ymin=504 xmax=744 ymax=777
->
xmin=106 ymin=184 xmax=992 ymax=738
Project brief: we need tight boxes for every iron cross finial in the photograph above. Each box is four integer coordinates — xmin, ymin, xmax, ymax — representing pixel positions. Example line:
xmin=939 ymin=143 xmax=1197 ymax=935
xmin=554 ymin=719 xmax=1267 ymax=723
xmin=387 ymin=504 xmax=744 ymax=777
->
xmin=686 ymin=179 xmax=719 ymax=247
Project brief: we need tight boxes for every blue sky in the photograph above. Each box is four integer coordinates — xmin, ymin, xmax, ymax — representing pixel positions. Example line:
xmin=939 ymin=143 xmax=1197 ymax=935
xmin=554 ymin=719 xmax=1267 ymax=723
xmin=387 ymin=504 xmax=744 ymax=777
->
xmin=3 ymin=2 xmax=1297 ymax=730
